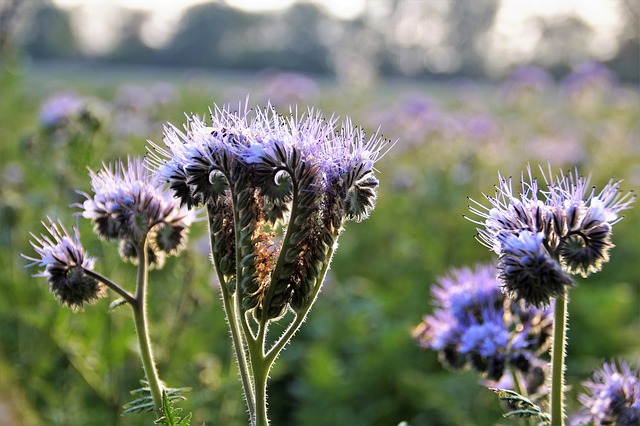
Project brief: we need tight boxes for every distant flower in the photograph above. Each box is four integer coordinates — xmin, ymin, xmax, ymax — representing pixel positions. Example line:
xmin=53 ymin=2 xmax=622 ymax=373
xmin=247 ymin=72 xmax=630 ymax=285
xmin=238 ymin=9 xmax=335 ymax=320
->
xmin=561 ymin=61 xmax=616 ymax=102
xmin=23 ymin=219 xmax=105 ymax=311
xmin=502 ymin=65 xmax=553 ymax=102
xmin=39 ymin=92 xmax=85 ymax=128
xmin=573 ymin=360 xmax=640 ymax=426
xmin=467 ymin=166 xmax=635 ymax=306
xmin=80 ymin=157 xmax=192 ymax=268
xmin=257 ymin=71 xmax=319 ymax=106
xmin=413 ymin=264 xmax=552 ymax=391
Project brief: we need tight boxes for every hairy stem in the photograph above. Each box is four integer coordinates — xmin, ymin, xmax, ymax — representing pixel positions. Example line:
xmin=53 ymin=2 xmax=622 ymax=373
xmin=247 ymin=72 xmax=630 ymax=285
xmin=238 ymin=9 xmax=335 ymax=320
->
xmin=207 ymin=205 xmax=256 ymax=421
xmin=132 ymin=238 xmax=163 ymax=417
xmin=83 ymin=268 xmax=136 ymax=306
xmin=550 ymin=290 xmax=568 ymax=426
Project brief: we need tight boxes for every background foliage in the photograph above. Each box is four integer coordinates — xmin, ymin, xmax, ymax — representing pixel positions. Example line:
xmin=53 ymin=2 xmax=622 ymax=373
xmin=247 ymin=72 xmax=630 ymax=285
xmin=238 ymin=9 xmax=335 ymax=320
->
xmin=0 ymin=2 xmax=639 ymax=424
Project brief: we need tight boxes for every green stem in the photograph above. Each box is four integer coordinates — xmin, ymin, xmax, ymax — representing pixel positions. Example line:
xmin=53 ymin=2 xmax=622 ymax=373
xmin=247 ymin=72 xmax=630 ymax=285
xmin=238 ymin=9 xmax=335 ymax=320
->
xmin=83 ymin=268 xmax=136 ymax=306
xmin=220 ymin=279 xmax=256 ymax=420
xmin=251 ymin=346 xmax=269 ymax=426
xmin=550 ymin=290 xmax=568 ymax=426
xmin=132 ymin=238 xmax=163 ymax=417
xmin=207 ymin=206 xmax=256 ymax=421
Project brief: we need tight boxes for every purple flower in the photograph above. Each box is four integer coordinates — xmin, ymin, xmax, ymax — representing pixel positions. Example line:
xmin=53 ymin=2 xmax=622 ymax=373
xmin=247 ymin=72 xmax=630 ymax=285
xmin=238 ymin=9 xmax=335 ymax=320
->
xmin=23 ymin=219 xmax=106 ymax=311
xmin=81 ymin=157 xmax=193 ymax=268
xmin=413 ymin=264 xmax=553 ymax=386
xmin=502 ymin=65 xmax=553 ymax=101
xmin=149 ymin=102 xmax=391 ymax=317
xmin=497 ymin=230 xmax=575 ymax=308
xmin=39 ymin=93 xmax=85 ymax=128
xmin=574 ymin=360 xmax=640 ymax=426
xmin=467 ymin=166 xmax=636 ymax=306
xmin=561 ymin=61 xmax=616 ymax=101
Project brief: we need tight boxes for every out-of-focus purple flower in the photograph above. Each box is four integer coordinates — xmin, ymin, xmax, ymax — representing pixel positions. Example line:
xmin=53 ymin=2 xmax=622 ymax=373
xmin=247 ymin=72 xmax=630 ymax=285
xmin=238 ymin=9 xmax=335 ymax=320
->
xmin=413 ymin=264 xmax=553 ymax=390
xmin=39 ymin=93 xmax=85 ymax=128
xmin=257 ymin=71 xmax=319 ymax=107
xmin=467 ymin=166 xmax=636 ymax=306
xmin=573 ymin=360 xmax=640 ymax=426
xmin=502 ymin=65 xmax=553 ymax=102
xmin=462 ymin=113 xmax=500 ymax=141
xmin=80 ymin=157 xmax=193 ymax=269
xmin=23 ymin=219 xmax=106 ymax=311
xmin=561 ymin=62 xmax=616 ymax=102
xmin=370 ymin=94 xmax=447 ymax=149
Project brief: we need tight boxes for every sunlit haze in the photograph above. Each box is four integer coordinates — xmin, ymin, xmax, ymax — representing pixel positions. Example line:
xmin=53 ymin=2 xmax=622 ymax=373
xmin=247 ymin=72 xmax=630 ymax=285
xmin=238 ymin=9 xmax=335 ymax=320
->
xmin=51 ymin=0 xmax=626 ymax=71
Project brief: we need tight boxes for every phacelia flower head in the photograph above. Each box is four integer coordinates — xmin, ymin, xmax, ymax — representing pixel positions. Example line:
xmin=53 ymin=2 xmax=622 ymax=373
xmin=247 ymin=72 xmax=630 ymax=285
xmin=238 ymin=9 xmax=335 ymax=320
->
xmin=80 ymin=157 xmax=192 ymax=268
xmin=573 ymin=360 xmax=640 ymax=426
xmin=149 ymin=102 xmax=391 ymax=319
xmin=413 ymin=264 xmax=553 ymax=391
xmin=467 ymin=166 xmax=635 ymax=306
xmin=23 ymin=219 xmax=106 ymax=311
xmin=39 ymin=92 xmax=85 ymax=128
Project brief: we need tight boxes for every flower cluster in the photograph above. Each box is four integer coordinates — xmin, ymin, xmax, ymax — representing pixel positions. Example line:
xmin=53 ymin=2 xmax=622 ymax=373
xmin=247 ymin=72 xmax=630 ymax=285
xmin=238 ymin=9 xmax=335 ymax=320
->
xmin=467 ymin=166 xmax=636 ymax=307
xmin=572 ymin=360 xmax=640 ymax=426
xmin=413 ymin=264 xmax=552 ymax=395
xmin=81 ymin=157 xmax=192 ymax=269
xmin=23 ymin=219 xmax=105 ymax=311
xmin=149 ymin=103 xmax=390 ymax=319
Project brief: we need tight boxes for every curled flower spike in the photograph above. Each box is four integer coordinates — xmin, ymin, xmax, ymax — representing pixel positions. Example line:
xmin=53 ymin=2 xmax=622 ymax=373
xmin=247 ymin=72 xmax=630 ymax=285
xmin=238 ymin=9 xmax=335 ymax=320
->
xmin=22 ymin=219 xmax=105 ymax=311
xmin=80 ymin=157 xmax=193 ymax=268
xmin=573 ymin=360 xmax=640 ymax=426
xmin=467 ymin=165 xmax=635 ymax=306
xmin=413 ymin=264 xmax=553 ymax=392
xmin=149 ymin=102 xmax=392 ymax=319
xmin=497 ymin=231 xmax=575 ymax=308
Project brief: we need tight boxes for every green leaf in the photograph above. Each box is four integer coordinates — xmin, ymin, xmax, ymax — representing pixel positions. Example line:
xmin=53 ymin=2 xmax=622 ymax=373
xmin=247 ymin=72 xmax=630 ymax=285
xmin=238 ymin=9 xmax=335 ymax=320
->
xmin=108 ymin=297 xmax=128 ymax=312
xmin=489 ymin=388 xmax=550 ymax=425
xmin=155 ymin=390 xmax=192 ymax=426
xmin=122 ymin=382 xmax=191 ymax=417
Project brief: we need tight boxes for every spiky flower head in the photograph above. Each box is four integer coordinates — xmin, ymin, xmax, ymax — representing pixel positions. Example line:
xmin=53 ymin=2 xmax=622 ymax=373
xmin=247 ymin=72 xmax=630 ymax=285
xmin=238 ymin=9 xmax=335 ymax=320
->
xmin=413 ymin=264 xmax=552 ymax=392
xmin=467 ymin=166 xmax=635 ymax=306
xmin=80 ymin=157 xmax=192 ymax=268
xmin=149 ymin=102 xmax=391 ymax=319
xmin=23 ymin=219 xmax=105 ymax=311
xmin=573 ymin=360 xmax=640 ymax=426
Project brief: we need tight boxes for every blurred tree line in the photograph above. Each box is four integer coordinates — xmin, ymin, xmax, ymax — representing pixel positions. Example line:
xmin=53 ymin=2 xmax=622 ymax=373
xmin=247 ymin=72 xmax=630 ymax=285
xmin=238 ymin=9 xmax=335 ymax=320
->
xmin=4 ymin=0 xmax=639 ymax=82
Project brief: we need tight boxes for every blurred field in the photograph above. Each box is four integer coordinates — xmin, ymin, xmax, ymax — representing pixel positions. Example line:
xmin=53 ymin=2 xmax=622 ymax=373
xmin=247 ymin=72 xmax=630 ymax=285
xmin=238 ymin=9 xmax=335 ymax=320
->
xmin=1 ymin=61 xmax=639 ymax=426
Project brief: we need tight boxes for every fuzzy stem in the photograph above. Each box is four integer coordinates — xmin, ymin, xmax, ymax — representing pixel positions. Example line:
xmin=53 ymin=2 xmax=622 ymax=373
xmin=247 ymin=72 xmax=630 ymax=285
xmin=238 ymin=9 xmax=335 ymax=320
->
xmin=207 ymin=206 xmax=256 ymax=421
xmin=250 ymin=347 xmax=269 ymax=426
xmin=83 ymin=268 xmax=136 ymax=306
xmin=550 ymin=290 xmax=568 ymax=426
xmin=132 ymin=238 xmax=163 ymax=417
xmin=220 ymin=279 xmax=257 ymax=420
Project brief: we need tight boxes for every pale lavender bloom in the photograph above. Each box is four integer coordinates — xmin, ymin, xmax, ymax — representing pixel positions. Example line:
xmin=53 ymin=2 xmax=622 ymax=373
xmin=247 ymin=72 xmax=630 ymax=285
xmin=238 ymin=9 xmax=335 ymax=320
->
xmin=574 ymin=360 xmax=640 ymax=426
xmin=39 ymin=93 xmax=85 ymax=128
xmin=561 ymin=61 xmax=616 ymax=100
xmin=81 ymin=157 xmax=192 ymax=268
xmin=413 ymin=264 xmax=553 ymax=385
xmin=149 ymin=102 xmax=390 ymax=222
xmin=257 ymin=71 xmax=319 ymax=107
xmin=467 ymin=166 xmax=636 ymax=306
xmin=22 ymin=219 xmax=105 ymax=311
xmin=502 ymin=65 xmax=553 ymax=101
xmin=149 ymin=101 xmax=390 ymax=316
